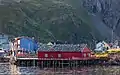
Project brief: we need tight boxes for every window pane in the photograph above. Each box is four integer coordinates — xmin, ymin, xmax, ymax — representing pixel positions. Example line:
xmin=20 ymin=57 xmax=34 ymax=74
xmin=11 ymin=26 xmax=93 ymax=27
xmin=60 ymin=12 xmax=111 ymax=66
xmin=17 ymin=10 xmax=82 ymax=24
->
xmin=88 ymin=53 xmax=91 ymax=57
xmin=45 ymin=54 xmax=48 ymax=57
xmin=58 ymin=54 xmax=61 ymax=57
xmin=84 ymin=54 xmax=86 ymax=57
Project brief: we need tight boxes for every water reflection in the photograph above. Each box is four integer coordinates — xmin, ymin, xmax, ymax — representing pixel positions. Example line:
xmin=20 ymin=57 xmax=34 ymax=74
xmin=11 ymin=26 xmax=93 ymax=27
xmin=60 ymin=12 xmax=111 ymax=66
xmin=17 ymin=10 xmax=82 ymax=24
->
xmin=0 ymin=63 xmax=10 ymax=74
xmin=18 ymin=66 xmax=120 ymax=75
xmin=10 ymin=64 xmax=20 ymax=75
xmin=0 ymin=63 xmax=120 ymax=75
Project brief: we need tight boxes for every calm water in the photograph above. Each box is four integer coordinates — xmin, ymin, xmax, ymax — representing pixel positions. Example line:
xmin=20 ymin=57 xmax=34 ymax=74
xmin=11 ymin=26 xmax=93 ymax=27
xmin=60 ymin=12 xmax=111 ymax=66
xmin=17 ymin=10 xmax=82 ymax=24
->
xmin=0 ymin=63 xmax=120 ymax=75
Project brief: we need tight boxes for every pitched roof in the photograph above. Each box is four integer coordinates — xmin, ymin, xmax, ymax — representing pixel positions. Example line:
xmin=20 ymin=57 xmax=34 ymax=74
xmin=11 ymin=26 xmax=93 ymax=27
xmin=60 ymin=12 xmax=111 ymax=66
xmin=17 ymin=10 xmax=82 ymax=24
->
xmin=13 ymin=36 xmax=37 ymax=43
xmin=38 ymin=44 xmax=88 ymax=51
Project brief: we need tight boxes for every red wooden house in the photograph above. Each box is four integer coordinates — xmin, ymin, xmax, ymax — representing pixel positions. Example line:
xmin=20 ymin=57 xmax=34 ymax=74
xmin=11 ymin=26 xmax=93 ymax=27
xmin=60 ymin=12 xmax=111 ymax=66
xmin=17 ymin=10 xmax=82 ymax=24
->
xmin=38 ymin=44 xmax=93 ymax=60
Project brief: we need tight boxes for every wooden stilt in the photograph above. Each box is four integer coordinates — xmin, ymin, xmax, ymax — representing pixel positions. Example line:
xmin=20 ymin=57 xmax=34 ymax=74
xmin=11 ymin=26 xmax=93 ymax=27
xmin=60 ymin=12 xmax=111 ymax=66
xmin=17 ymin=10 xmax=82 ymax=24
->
xmin=42 ymin=61 xmax=43 ymax=69
xmin=76 ymin=60 xmax=78 ymax=75
xmin=59 ymin=60 xmax=60 ymax=68
xmin=55 ymin=60 xmax=57 ymax=71
xmin=62 ymin=60 xmax=63 ymax=75
xmin=33 ymin=60 xmax=35 ymax=67
xmin=21 ymin=61 xmax=24 ymax=66
xmin=49 ymin=60 xmax=50 ymax=68
xmin=26 ymin=60 xmax=28 ymax=67
xmin=68 ymin=60 xmax=70 ymax=70
xmin=47 ymin=61 xmax=48 ymax=69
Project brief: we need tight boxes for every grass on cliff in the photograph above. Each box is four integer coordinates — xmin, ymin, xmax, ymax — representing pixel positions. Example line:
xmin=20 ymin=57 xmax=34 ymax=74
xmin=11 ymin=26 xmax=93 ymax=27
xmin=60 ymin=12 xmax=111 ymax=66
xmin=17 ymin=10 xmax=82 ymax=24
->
xmin=0 ymin=0 xmax=102 ymax=43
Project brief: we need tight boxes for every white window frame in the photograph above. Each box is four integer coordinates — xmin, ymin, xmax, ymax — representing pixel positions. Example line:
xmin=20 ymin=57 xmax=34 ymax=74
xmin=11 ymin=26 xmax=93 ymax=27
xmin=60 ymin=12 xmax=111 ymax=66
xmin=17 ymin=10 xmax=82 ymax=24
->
xmin=83 ymin=53 xmax=86 ymax=57
xmin=58 ymin=54 xmax=61 ymax=58
xmin=88 ymin=53 xmax=91 ymax=57
xmin=18 ymin=40 xmax=20 ymax=44
xmin=45 ymin=54 xmax=48 ymax=57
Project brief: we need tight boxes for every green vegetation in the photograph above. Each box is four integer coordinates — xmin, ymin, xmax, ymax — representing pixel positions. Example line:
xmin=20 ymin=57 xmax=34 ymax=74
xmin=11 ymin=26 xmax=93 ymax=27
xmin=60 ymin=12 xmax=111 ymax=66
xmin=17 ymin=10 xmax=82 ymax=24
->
xmin=0 ymin=0 xmax=103 ymax=44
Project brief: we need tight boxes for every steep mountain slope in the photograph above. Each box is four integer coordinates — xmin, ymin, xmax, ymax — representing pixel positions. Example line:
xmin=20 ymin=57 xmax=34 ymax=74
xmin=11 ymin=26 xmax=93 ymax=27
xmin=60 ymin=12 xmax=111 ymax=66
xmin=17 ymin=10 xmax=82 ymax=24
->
xmin=82 ymin=0 xmax=120 ymax=41
xmin=0 ymin=0 xmax=110 ymax=44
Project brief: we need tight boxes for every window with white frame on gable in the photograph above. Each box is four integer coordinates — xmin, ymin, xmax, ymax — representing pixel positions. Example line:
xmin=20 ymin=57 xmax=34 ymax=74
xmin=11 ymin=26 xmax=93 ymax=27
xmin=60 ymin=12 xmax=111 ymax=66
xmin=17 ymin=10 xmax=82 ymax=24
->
xmin=83 ymin=53 xmax=86 ymax=57
xmin=45 ymin=54 xmax=48 ymax=57
xmin=88 ymin=53 xmax=91 ymax=57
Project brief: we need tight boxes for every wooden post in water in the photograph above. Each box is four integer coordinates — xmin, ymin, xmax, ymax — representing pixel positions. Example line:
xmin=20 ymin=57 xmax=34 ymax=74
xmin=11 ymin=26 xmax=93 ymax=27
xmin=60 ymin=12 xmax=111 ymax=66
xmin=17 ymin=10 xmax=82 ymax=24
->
xmin=47 ymin=61 xmax=48 ymax=69
xmin=62 ymin=60 xmax=63 ymax=75
xmin=26 ymin=60 xmax=27 ymax=67
xmin=58 ymin=60 xmax=60 ymax=73
xmin=49 ymin=60 xmax=51 ymax=68
xmin=21 ymin=61 xmax=23 ymax=66
xmin=55 ymin=60 xmax=57 ymax=72
xmin=68 ymin=60 xmax=70 ymax=70
xmin=76 ymin=60 xmax=78 ymax=75
xmin=33 ymin=59 xmax=36 ymax=67
xmin=53 ymin=60 xmax=55 ymax=74
xmin=58 ymin=60 xmax=60 ymax=68
xmin=73 ymin=60 xmax=76 ymax=75
xmin=10 ymin=64 xmax=20 ymax=75
xmin=71 ymin=60 xmax=73 ymax=69
xmin=42 ymin=61 xmax=43 ymax=69
xmin=55 ymin=60 xmax=57 ymax=74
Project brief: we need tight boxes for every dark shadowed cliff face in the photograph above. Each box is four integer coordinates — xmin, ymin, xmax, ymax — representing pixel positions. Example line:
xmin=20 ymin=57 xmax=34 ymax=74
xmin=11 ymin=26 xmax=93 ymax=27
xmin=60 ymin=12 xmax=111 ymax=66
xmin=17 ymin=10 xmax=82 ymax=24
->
xmin=0 ymin=0 xmax=118 ymax=43
xmin=82 ymin=0 xmax=120 ymax=41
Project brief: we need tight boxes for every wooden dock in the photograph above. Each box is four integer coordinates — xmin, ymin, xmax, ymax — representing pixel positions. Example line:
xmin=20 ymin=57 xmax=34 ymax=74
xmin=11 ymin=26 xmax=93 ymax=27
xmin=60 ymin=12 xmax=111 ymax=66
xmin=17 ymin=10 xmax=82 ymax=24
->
xmin=7 ymin=52 xmax=120 ymax=68
xmin=14 ymin=57 xmax=109 ymax=68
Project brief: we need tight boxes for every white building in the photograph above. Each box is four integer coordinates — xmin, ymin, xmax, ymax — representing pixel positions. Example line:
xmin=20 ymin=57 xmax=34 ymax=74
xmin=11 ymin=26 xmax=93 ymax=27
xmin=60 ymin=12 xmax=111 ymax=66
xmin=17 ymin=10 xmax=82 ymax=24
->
xmin=94 ymin=42 xmax=104 ymax=52
xmin=0 ymin=34 xmax=10 ymax=50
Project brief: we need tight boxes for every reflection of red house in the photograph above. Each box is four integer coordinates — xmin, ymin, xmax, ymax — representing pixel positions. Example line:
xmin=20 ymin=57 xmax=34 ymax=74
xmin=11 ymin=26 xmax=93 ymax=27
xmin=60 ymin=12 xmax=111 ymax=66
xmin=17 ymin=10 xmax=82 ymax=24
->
xmin=38 ymin=44 xmax=92 ymax=60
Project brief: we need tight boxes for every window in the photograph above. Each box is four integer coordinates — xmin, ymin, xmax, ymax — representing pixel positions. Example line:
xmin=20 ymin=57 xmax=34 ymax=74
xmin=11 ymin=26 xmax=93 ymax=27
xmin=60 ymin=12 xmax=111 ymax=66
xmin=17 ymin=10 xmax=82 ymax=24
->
xmin=45 ymin=54 xmax=48 ymax=57
xmin=18 ymin=40 xmax=20 ymax=44
xmin=88 ymin=53 xmax=91 ymax=57
xmin=58 ymin=54 xmax=61 ymax=58
xmin=51 ymin=55 xmax=54 ymax=58
xmin=83 ymin=54 xmax=86 ymax=57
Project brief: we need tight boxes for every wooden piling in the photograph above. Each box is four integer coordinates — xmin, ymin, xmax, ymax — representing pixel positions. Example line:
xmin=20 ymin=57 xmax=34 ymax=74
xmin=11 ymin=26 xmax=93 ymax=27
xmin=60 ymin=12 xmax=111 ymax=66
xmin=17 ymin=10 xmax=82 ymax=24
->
xmin=33 ymin=60 xmax=36 ymax=67
xmin=10 ymin=64 xmax=20 ymax=75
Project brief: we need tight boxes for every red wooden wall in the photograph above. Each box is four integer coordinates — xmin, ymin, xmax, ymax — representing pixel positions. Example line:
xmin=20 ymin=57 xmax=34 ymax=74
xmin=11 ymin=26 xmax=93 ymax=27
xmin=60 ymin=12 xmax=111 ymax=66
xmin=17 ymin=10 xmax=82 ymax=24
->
xmin=38 ymin=47 xmax=92 ymax=60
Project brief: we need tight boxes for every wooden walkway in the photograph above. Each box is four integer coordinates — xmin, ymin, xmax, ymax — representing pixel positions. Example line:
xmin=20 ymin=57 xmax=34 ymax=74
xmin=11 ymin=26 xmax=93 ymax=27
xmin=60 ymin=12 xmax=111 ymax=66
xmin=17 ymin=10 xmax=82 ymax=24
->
xmin=17 ymin=57 xmax=98 ymax=60
xmin=17 ymin=58 xmax=38 ymax=60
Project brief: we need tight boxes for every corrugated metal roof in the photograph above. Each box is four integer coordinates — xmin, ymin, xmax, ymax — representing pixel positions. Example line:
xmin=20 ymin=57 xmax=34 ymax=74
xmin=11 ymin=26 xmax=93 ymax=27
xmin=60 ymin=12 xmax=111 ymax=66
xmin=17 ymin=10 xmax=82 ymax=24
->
xmin=13 ymin=37 xmax=38 ymax=51
xmin=38 ymin=44 xmax=87 ymax=51
xmin=14 ymin=36 xmax=37 ymax=43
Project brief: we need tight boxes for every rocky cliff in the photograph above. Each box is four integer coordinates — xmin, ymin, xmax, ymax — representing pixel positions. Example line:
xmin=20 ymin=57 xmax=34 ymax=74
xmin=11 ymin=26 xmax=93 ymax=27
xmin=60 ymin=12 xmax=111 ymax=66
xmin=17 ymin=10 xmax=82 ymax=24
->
xmin=82 ymin=0 xmax=120 ymax=41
